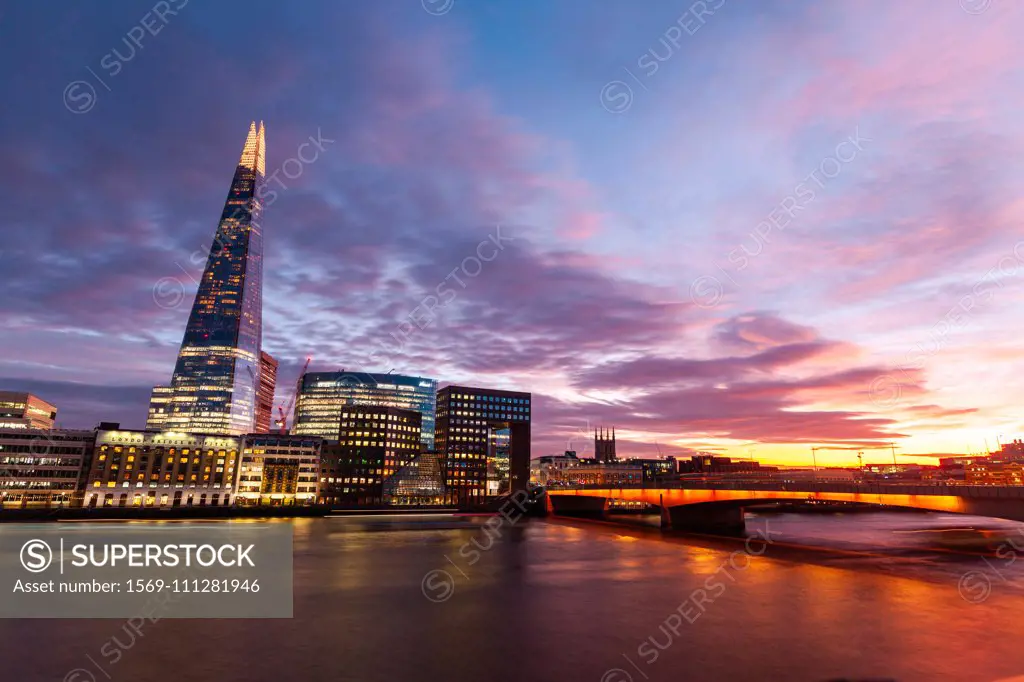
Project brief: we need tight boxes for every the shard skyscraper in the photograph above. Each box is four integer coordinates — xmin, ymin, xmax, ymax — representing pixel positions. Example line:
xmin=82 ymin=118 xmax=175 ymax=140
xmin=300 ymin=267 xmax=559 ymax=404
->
xmin=149 ymin=121 xmax=267 ymax=435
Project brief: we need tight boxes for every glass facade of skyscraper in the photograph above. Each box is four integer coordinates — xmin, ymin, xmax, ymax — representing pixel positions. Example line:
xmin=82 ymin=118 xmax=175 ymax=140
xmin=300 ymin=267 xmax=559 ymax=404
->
xmin=145 ymin=386 xmax=172 ymax=430
xmin=158 ymin=122 xmax=267 ymax=435
xmin=254 ymin=351 xmax=278 ymax=433
xmin=292 ymin=372 xmax=438 ymax=449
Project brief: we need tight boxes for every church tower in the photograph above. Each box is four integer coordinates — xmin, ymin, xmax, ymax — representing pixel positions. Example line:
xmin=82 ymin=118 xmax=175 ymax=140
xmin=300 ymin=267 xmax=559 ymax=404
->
xmin=594 ymin=426 xmax=617 ymax=463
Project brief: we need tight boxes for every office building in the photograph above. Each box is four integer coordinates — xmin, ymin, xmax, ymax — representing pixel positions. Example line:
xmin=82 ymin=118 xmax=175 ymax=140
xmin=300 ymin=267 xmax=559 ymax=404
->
xmin=145 ymin=385 xmax=173 ymax=430
xmin=640 ymin=456 xmax=677 ymax=482
xmin=293 ymin=371 xmax=437 ymax=448
xmin=235 ymin=433 xmax=322 ymax=505
xmin=319 ymin=406 xmax=422 ymax=506
xmin=0 ymin=391 xmax=58 ymax=430
xmin=0 ymin=429 xmax=94 ymax=508
xmin=86 ymin=427 xmax=241 ymax=508
xmin=155 ymin=121 xmax=268 ymax=435
xmin=255 ymin=351 xmax=278 ymax=433
xmin=435 ymin=385 xmax=531 ymax=504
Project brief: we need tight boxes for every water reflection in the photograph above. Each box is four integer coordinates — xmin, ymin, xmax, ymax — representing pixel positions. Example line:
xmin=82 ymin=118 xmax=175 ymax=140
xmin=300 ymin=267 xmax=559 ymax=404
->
xmin=0 ymin=514 xmax=1022 ymax=681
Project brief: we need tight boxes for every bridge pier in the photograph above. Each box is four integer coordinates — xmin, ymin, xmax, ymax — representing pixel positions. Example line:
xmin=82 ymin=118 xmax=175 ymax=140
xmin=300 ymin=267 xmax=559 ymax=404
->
xmin=663 ymin=503 xmax=746 ymax=534
xmin=547 ymin=495 xmax=609 ymax=519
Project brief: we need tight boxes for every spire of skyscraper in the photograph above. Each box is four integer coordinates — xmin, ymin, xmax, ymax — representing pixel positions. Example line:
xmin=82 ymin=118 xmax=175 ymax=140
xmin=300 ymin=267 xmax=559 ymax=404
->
xmin=238 ymin=120 xmax=267 ymax=176
xmin=147 ymin=121 xmax=268 ymax=435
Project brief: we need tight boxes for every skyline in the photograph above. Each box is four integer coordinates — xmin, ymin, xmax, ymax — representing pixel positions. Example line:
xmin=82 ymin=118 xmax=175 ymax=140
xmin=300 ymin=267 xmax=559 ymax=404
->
xmin=3 ymin=1 xmax=1024 ymax=465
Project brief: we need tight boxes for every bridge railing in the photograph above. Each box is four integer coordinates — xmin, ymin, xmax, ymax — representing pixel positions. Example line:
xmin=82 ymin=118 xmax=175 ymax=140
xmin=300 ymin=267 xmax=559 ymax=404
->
xmin=549 ymin=481 xmax=1024 ymax=499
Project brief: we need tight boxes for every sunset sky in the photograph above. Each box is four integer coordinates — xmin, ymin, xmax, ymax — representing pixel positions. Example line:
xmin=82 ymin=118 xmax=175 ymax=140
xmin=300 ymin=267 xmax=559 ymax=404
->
xmin=2 ymin=0 xmax=1024 ymax=466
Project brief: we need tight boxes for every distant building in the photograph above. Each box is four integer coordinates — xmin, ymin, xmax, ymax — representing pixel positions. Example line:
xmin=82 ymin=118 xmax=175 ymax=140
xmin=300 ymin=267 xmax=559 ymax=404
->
xmin=639 ymin=456 xmax=677 ymax=482
xmin=145 ymin=386 xmax=173 ymax=430
xmin=966 ymin=460 xmax=1024 ymax=486
xmin=595 ymin=427 xmax=617 ymax=463
xmin=679 ymin=455 xmax=775 ymax=478
xmin=562 ymin=462 xmax=643 ymax=486
xmin=775 ymin=468 xmax=856 ymax=483
xmin=86 ymin=428 xmax=241 ymax=508
xmin=861 ymin=463 xmax=921 ymax=480
xmin=0 ymin=429 xmax=94 ymax=508
xmin=0 ymin=391 xmax=57 ymax=430
xmin=921 ymin=465 xmax=955 ymax=482
xmin=319 ymin=406 xmax=422 ymax=506
xmin=254 ymin=351 xmax=279 ymax=433
xmin=235 ymin=433 xmax=322 ymax=505
xmin=531 ymin=451 xmax=580 ymax=485
xmin=996 ymin=440 xmax=1024 ymax=462
xmin=935 ymin=456 xmax=977 ymax=482
xmin=939 ymin=456 xmax=977 ymax=468
xmin=435 ymin=385 xmax=531 ymax=504
xmin=293 ymin=371 xmax=437 ymax=449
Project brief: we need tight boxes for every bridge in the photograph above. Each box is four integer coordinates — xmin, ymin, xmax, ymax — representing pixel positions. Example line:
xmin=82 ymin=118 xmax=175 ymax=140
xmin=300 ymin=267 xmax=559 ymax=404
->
xmin=545 ymin=481 xmax=1024 ymax=533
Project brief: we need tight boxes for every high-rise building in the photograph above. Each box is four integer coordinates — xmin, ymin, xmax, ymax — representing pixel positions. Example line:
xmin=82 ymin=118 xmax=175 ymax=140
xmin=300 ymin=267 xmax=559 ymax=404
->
xmin=145 ymin=386 xmax=172 ymax=430
xmin=255 ymin=351 xmax=278 ymax=433
xmin=319 ymin=406 xmax=422 ymax=506
xmin=293 ymin=371 xmax=437 ymax=448
xmin=156 ymin=121 xmax=267 ymax=435
xmin=0 ymin=391 xmax=58 ymax=430
xmin=435 ymin=385 xmax=531 ymax=505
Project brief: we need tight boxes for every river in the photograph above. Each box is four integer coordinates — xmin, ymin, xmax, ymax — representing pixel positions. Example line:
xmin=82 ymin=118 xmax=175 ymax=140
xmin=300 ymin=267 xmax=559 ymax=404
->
xmin=3 ymin=511 xmax=1024 ymax=682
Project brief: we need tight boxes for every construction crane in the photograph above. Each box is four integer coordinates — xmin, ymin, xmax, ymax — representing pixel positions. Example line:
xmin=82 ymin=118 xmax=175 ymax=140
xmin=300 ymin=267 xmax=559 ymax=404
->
xmin=848 ymin=443 xmax=902 ymax=473
xmin=810 ymin=445 xmax=855 ymax=470
xmin=277 ymin=356 xmax=312 ymax=434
